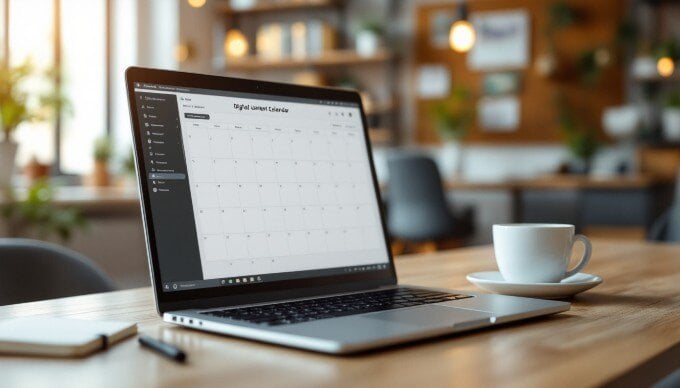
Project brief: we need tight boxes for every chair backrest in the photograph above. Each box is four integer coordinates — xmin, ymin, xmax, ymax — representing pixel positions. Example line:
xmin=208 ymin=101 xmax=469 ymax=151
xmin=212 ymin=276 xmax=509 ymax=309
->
xmin=386 ymin=154 xmax=457 ymax=241
xmin=649 ymin=170 xmax=680 ymax=242
xmin=665 ymin=171 xmax=680 ymax=242
xmin=0 ymin=238 xmax=116 ymax=305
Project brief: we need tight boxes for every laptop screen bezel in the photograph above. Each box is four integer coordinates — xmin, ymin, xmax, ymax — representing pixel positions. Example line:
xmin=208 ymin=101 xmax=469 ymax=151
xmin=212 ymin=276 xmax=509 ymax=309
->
xmin=125 ymin=67 xmax=397 ymax=314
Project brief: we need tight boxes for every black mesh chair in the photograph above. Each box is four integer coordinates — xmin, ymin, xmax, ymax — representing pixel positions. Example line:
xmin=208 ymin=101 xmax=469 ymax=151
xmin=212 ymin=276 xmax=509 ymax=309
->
xmin=649 ymin=171 xmax=680 ymax=243
xmin=385 ymin=154 xmax=474 ymax=250
xmin=0 ymin=238 xmax=116 ymax=305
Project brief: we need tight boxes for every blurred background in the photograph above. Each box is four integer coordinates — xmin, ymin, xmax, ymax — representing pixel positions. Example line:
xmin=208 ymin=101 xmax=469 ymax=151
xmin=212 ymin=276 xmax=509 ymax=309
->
xmin=1 ymin=0 xmax=679 ymax=291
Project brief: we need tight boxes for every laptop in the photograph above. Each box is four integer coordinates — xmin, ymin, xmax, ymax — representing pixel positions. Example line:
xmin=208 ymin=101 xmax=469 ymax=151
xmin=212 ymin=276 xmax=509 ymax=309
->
xmin=125 ymin=67 xmax=569 ymax=354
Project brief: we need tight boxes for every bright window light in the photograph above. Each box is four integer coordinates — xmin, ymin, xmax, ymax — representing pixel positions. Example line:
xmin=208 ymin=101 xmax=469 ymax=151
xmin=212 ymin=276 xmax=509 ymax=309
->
xmin=60 ymin=0 xmax=107 ymax=175
xmin=9 ymin=0 xmax=56 ymax=167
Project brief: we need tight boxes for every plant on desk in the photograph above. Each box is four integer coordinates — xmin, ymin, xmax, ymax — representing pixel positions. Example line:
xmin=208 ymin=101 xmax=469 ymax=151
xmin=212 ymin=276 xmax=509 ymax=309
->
xmin=91 ymin=136 xmax=113 ymax=187
xmin=662 ymin=91 xmax=680 ymax=142
xmin=431 ymin=86 xmax=474 ymax=177
xmin=557 ymin=98 xmax=600 ymax=174
xmin=1 ymin=179 xmax=86 ymax=242
xmin=0 ymin=61 xmax=65 ymax=187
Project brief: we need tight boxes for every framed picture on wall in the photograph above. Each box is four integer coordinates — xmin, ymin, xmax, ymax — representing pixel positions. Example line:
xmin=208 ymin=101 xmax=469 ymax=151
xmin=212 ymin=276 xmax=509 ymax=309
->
xmin=468 ymin=9 xmax=530 ymax=71
xmin=429 ymin=10 xmax=458 ymax=48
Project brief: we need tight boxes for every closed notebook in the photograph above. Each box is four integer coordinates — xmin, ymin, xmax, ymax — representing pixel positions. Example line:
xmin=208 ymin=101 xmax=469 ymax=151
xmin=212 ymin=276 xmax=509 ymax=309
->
xmin=0 ymin=317 xmax=137 ymax=357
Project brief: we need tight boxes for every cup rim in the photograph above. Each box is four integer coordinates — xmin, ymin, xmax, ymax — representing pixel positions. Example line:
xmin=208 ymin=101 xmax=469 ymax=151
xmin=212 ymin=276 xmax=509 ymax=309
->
xmin=493 ymin=223 xmax=574 ymax=229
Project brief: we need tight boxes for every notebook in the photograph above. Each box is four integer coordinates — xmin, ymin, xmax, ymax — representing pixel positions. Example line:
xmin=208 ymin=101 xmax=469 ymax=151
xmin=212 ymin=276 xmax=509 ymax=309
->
xmin=0 ymin=317 xmax=137 ymax=357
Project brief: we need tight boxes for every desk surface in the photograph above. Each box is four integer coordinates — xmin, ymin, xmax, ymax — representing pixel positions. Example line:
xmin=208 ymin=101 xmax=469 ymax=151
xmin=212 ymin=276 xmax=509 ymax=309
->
xmin=443 ymin=174 xmax=664 ymax=191
xmin=0 ymin=239 xmax=678 ymax=388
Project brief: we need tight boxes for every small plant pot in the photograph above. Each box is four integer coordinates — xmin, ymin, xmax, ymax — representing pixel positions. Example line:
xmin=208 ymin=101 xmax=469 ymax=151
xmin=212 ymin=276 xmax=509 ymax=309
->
xmin=92 ymin=161 xmax=111 ymax=187
xmin=0 ymin=141 xmax=18 ymax=187
xmin=24 ymin=159 xmax=51 ymax=184
xmin=662 ymin=108 xmax=680 ymax=142
xmin=356 ymin=31 xmax=381 ymax=57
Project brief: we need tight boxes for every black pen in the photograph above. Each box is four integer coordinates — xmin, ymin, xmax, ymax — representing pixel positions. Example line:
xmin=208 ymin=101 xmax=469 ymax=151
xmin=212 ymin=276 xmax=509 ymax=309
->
xmin=138 ymin=334 xmax=187 ymax=363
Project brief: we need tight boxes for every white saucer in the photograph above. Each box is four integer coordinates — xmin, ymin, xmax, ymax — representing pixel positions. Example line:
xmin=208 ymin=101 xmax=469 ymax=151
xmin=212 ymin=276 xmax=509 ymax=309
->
xmin=466 ymin=271 xmax=602 ymax=299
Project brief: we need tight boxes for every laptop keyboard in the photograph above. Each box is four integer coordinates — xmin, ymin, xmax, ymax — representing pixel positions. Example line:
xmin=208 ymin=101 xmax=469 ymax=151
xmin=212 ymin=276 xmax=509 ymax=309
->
xmin=200 ymin=288 xmax=473 ymax=326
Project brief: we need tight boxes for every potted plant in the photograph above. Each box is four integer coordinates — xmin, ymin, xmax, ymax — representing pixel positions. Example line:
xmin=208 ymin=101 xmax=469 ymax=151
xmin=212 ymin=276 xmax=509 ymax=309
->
xmin=120 ymin=147 xmax=137 ymax=186
xmin=431 ymin=86 xmax=474 ymax=177
xmin=558 ymin=100 xmax=600 ymax=174
xmin=92 ymin=136 xmax=113 ymax=187
xmin=23 ymin=156 xmax=51 ymax=184
xmin=662 ymin=91 xmax=680 ymax=142
xmin=1 ymin=179 xmax=86 ymax=242
xmin=0 ymin=62 xmax=62 ymax=187
xmin=356 ymin=20 xmax=384 ymax=57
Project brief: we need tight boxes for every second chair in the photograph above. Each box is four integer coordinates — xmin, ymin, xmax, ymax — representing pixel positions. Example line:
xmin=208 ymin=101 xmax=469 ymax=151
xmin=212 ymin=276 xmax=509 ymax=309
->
xmin=385 ymin=154 xmax=474 ymax=253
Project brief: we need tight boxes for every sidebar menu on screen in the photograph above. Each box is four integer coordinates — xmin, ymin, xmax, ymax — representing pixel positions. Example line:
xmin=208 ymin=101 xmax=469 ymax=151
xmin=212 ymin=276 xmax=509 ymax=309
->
xmin=135 ymin=92 xmax=204 ymax=289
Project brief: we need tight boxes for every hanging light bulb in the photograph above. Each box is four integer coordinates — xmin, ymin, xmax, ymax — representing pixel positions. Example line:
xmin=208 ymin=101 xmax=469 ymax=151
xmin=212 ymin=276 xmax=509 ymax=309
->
xmin=657 ymin=56 xmax=675 ymax=78
xmin=224 ymin=29 xmax=249 ymax=59
xmin=174 ymin=43 xmax=191 ymax=63
xmin=187 ymin=0 xmax=206 ymax=8
xmin=449 ymin=3 xmax=476 ymax=53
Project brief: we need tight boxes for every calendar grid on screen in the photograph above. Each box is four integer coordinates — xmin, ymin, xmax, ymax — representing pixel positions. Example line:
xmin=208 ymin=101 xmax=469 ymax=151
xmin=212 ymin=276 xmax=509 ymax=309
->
xmin=178 ymin=95 xmax=388 ymax=280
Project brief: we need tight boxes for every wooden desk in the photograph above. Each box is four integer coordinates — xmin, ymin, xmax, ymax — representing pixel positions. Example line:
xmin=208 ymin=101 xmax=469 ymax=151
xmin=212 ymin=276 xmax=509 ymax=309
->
xmin=0 ymin=239 xmax=678 ymax=387
xmin=442 ymin=175 xmax=673 ymax=234
xmin=444 ymin=174 xmax=664 ymax=191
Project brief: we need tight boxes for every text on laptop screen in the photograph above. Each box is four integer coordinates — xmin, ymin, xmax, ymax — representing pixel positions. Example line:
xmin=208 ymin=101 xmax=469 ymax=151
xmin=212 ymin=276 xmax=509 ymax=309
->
xmin=133 ymin=83 xmax=390 ymax=292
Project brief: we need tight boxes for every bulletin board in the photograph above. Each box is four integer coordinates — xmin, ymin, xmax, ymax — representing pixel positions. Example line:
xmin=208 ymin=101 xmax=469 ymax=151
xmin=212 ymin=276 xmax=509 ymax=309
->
xmin=414 ymin=0 xmax=625 ymax=144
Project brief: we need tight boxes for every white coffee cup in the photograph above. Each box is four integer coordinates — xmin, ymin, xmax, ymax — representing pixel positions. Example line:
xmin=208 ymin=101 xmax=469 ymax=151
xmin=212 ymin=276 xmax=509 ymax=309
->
xmin=493 ymin=223 xmax=592 ymax=283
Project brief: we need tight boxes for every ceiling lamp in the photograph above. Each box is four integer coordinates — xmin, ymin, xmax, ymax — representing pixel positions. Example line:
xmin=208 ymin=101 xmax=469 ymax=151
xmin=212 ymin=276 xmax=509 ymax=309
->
xmin=174 ymin=43 xmax=192 ymax=63
xmin=187 ymin=0 xmax=206 ymax=8
xmin=449 ymin=2 xmax=476 ymax=53
xmin=224 ymin=29 xmax=249 ymax=59
xmin=657 ymin=56 xmax=675 ymax=78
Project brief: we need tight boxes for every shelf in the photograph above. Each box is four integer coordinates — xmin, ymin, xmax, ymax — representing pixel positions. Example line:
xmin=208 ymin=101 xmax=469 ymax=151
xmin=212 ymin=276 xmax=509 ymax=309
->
xmin=364 ymin=100 xmax=396 ymax=115
xmin=368 ymin=127 xmax=393 ymax=145
xmin=632 ymin=74 xmax=680 ymax=83
xmin=225 ymin=49 xmax=393 ymax=71
xmin=219 ymin=0 xmax=340 ymax=16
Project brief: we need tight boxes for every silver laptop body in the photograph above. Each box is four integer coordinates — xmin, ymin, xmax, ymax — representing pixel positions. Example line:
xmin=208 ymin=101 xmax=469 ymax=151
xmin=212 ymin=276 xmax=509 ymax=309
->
xmin=126 ymin=67 xmax=569 ymax=355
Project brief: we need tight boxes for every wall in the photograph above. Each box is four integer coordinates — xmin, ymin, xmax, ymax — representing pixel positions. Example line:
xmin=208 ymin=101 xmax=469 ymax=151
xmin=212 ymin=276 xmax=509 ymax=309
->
xmin=177 ymin=1 xmax=634 ymax=181
xmin=413 ymin=0 xmax=625 ymax=144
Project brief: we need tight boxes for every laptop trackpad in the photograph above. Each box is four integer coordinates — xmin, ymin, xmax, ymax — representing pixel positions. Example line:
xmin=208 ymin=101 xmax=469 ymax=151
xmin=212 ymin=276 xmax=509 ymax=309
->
xmin=365 ymin=305 xmax=493 ymax=328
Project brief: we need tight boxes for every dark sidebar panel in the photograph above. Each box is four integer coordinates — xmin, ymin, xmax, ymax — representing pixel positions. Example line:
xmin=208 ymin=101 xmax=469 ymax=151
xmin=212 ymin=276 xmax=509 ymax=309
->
xmin=135 ymin=92 xmax=203 ymax=289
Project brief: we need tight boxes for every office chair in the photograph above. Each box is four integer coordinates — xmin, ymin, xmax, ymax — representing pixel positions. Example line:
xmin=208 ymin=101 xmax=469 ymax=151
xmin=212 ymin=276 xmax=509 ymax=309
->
xmin=385 ymin=154 xmax=474 ymax=253
xmin=648 ymin=171 xmax=680 ymax=242
xmin=0 ymin=238 xmax=116 ymax=305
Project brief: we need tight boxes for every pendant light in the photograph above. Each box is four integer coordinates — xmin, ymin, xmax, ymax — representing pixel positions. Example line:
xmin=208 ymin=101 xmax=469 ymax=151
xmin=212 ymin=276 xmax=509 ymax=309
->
xmin=224 ymin=28 xmax=249 ymax=59
xmin=449 ymin=2 xmax=476 ymax=53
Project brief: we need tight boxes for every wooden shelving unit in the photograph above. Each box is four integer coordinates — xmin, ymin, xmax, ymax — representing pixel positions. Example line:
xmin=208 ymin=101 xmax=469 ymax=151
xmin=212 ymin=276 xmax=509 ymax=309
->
xmin=632 ymin=74 xmax=680 ymax=83
xmin=364 ymin=99 xmax=396 ymax=115
xmin=218 ymin=0 xmax=340 ymax=16
xmin=225 ymin=49 xmax=393 ymax=72
xmin=368 ymin=127 xmax=393 ymax=145
xmin=218 ymin=0 xmax=401 ymax=145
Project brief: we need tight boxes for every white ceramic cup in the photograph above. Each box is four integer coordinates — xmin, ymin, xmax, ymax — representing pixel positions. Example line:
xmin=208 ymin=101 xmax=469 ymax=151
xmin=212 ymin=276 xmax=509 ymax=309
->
xmin=493 ymin=223 xmax=592 ymax=283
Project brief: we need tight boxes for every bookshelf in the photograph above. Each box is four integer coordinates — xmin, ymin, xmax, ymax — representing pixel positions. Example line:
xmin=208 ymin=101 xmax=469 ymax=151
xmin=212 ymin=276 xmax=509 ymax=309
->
xmin=225 ymin=49 xmax=393 ymax=71
xmin=218 ymin=0 xmax=401 ymax=146
xmin=218 ymin=0 xmax=340 ymax=16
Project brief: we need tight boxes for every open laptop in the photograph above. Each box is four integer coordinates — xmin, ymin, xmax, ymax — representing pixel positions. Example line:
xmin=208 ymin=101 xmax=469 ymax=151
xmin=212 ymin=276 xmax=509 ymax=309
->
xmin=125 ymin=67 xmax=569 ymax=354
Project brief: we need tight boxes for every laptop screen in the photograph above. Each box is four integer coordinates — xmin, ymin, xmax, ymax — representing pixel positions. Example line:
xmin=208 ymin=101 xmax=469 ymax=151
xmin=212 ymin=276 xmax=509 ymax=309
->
xmin=132 ymin=82 xmax=390 ymax=293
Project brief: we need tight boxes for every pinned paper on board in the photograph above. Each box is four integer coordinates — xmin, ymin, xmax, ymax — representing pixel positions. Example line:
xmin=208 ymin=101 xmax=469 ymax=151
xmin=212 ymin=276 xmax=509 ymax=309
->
xmin=416 ymin=65 xmax=451 ymax=99
xmin=468 ymin=10 xmax=530 ymax=71
xmin=483 ymin=72 xmax=521 ymax=96
xmin=429 ymin=10 xmax=458 ymax=48
xmin=477 ymin=96 xmax=520 ymax=132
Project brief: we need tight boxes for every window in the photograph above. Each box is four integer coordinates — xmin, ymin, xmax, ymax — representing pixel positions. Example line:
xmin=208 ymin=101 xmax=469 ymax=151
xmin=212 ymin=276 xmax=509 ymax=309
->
xmin=59 ymin=0 xmax=107 ymax=174
xmin=2 ymin=0 xmax=138 ymax=176
xmin=8 ymin=0 xmax=56 ymax=168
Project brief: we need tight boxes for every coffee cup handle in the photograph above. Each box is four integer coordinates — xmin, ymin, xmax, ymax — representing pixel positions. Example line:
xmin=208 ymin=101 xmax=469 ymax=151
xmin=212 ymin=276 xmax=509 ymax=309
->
xmin=565 ymin=234 xmax=592 ymax=278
